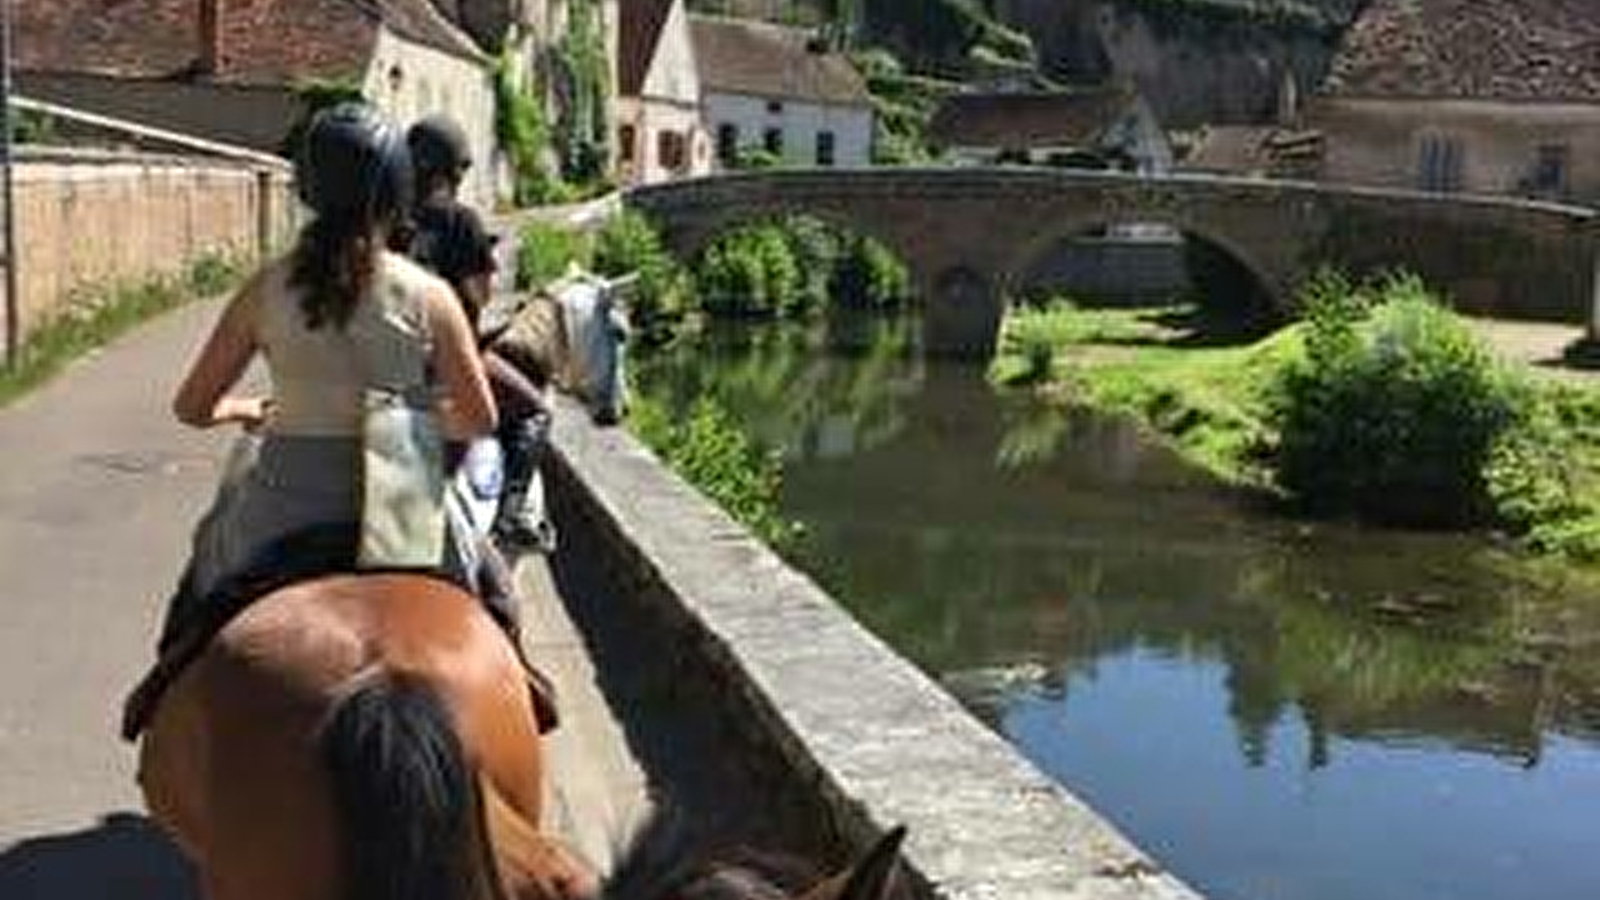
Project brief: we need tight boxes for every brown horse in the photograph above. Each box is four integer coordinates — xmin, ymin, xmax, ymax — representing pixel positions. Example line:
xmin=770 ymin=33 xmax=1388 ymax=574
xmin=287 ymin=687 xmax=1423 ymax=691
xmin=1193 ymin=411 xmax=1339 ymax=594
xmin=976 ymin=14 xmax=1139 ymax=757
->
xmin=136 ymin=573 xmax=597 ymax=900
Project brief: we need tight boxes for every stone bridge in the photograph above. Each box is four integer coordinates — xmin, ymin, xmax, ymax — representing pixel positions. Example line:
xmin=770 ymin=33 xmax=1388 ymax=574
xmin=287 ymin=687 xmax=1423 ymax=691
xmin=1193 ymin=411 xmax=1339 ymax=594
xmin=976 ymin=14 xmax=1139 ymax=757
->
xmin=627 ymin=169 xmax=1600 ymax=356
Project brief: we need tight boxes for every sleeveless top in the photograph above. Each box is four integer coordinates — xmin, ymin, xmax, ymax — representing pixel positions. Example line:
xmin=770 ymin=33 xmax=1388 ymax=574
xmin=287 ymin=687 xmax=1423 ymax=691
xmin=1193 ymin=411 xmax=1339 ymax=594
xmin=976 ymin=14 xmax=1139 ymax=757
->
xmin=256 ymin=251 xmax=443 ymax=437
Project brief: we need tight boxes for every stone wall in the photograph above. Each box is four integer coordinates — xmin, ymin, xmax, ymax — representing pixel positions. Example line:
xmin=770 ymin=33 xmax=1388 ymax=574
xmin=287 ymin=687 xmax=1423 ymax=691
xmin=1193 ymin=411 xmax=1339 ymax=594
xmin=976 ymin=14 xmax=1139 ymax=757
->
xmin=545 ymin=396 xmax=1204 ymax=900
xmin=630 ymin=169 xmax=1600 ymax=355
xmin=3 ymin=150 xmax=295 ymax=353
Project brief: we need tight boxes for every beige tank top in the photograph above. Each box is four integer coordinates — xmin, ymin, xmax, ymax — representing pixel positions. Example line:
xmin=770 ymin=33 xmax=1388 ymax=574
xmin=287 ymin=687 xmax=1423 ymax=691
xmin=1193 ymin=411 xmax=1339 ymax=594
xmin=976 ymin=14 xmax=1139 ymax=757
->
xmin=256 ymin=252 xmax=445 ymax=437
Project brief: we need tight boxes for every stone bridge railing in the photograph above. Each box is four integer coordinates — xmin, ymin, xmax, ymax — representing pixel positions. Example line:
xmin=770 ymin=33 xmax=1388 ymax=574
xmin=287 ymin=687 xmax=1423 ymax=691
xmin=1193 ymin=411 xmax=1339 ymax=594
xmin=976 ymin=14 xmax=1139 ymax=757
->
xmin=629 ymin=169 xmax=1600 ymax=356
xmin=547 ymin=397 xmax=1202 ymax=900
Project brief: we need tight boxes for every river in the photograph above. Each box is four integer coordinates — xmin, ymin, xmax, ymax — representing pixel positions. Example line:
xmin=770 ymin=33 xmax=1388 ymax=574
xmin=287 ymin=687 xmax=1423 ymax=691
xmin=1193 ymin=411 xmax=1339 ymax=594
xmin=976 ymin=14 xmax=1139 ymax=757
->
xmin=631 ymin=313 xmax=1600 ymax=900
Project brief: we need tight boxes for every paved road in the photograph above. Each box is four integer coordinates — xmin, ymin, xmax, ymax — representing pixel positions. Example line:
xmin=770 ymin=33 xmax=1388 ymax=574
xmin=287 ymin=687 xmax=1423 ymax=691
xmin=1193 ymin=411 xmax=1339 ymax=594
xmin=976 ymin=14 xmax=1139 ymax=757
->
xmin=0 ymin=300 xmax=232 ymax=895
xmin=0 ymin=298 xmax=652 ymax=896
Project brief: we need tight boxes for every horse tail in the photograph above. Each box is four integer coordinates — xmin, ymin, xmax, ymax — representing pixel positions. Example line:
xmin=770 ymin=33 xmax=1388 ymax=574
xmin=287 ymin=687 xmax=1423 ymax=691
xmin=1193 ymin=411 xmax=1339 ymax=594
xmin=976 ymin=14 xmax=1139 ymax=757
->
xmin=319 ymin=672 xmax=504 ymax=900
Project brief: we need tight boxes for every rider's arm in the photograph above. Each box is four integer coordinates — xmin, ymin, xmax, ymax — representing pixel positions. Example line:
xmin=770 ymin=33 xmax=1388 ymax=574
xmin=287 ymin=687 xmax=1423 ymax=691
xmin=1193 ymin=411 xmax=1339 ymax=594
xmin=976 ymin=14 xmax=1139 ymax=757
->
xmin=172 ymin=272 xmax=269 ymax=430
xmin=427 ymin=282 xmax=498 ymax=440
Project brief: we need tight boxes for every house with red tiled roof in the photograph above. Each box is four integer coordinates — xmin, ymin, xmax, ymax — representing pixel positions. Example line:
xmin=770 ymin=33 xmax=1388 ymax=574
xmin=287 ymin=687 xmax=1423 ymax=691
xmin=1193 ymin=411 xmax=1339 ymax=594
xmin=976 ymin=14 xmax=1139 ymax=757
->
xmin=691 ymin=15 xmax=874 ymax=169
xmin=1307 ymin=0 xmax=1600 ymax=203
xmin=615 ymin=0 xmax=709 ymax=184
xmin=16 ymin=0 xmax=502 ymax=205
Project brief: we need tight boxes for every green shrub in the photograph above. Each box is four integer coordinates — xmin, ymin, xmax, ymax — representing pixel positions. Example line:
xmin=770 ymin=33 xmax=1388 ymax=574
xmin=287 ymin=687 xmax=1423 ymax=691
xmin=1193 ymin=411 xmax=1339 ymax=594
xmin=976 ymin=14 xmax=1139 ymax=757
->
xmin=732 ymin=147 xmax=785 ymax=170
xmin=1269 ymin=273 xmax=1525 ymax=526
xmin=695 ymin=225 xmax=803 ymax=317
xmin=592 ymin=210 xmax=693 ymax=338
xmin=186 ymin=251 xmax=245 ymax=297
xmin=494 ymin=54 xmax=560 ymax=207
xmin=782 ymin=216 xmax=845 ymax=311
xmin=630 ymin=394 xmax=800 ymax=548
xmin=515 ymin=221 xmax=591 ymax=290
xmin=831 ymin=235 xmax=909 ymax=310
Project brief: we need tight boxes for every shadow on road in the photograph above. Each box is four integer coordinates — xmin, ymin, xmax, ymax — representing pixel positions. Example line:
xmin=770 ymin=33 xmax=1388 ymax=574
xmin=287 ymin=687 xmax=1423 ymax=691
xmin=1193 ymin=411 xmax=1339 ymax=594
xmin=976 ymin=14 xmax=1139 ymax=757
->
xmin=0 ymin=812 xmax=197 ymax=900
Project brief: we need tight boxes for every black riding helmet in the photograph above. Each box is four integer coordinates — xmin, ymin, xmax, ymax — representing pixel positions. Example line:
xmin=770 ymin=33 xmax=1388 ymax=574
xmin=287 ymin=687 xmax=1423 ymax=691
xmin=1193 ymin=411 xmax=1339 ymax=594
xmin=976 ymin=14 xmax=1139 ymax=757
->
xmin=407 ymin=114 xmax=473 ymax=182
xmin=295 ymin=102 xmax=412 ymax=220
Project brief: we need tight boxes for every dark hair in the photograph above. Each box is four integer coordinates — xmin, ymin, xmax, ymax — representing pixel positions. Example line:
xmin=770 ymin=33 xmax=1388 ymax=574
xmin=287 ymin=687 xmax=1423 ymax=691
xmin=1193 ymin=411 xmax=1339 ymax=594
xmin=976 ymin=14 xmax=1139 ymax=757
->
xmin=291 ymin=103 xmax=412 ymax=330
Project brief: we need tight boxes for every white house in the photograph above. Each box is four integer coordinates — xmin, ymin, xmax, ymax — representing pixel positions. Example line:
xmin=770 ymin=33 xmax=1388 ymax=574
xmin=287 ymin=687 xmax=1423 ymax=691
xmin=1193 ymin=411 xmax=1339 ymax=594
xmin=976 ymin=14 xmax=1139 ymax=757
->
xmin=689 ymin=15 xmax=874 ymax=169
xmin=616 ymin=0 xmax=710 ymax=185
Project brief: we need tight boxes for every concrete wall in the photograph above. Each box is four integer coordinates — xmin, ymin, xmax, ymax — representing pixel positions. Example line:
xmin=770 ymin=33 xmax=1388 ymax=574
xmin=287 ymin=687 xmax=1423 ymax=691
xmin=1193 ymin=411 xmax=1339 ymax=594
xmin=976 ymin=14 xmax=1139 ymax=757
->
xmin=704 ymin=91 xmax=873 ymax=169
xmin=2 ymin=151 xmax=295 ymax=353
xmin=545 ymin=396 xmax=1204 ymax=900
xmin=1311 ymin=98 xmax=1600 ymax=206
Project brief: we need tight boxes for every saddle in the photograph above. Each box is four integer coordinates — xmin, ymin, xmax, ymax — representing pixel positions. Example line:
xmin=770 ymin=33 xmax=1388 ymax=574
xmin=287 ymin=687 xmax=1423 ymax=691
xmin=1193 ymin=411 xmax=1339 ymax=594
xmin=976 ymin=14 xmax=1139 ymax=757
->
xmin=120 ymin=525 xmax=560 ymax=741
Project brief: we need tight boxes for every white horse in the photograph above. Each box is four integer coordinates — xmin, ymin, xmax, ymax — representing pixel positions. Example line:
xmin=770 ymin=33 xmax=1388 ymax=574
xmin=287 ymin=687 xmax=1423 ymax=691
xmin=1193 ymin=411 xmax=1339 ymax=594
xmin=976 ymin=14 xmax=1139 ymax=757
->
xmin=487 ymin=268 xmax=634 ymax=425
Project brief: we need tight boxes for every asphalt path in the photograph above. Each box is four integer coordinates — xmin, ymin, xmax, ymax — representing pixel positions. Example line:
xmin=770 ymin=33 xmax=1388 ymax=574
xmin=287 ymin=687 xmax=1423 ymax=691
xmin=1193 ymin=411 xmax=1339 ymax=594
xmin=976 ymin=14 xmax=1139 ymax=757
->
xmin=0 ymin=299 xmax=231 ymax=897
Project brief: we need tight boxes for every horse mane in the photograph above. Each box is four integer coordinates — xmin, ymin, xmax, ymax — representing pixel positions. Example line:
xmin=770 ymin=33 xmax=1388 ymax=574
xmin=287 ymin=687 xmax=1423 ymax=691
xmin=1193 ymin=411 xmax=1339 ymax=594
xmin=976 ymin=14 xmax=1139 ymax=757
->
xmin=491 ymin=290 xmax=566 ymax=389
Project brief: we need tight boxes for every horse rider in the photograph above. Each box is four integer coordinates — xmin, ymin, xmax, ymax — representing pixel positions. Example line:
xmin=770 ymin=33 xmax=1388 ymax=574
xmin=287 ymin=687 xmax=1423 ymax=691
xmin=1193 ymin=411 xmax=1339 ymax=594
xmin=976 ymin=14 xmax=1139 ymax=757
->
xmin=403 ymin=114 xmax=557 ymax=553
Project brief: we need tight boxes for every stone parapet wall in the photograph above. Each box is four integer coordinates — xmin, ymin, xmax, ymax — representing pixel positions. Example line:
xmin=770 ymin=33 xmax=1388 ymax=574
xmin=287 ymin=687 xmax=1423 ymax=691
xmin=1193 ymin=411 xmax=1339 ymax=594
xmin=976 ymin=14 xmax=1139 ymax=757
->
xmin=3 ymin=151 xmax=295 ymax=352
xmin=546 ymin=396 xmax=1204 ymax=900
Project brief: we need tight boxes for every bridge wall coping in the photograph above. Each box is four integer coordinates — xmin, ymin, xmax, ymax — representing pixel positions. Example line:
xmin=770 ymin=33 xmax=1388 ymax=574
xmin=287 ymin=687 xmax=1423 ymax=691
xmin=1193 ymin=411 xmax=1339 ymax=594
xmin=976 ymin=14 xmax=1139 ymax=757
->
xmin=626 ymin=168 xmax=1600 ymax=223
xmin=548 ymin=395 xmax=1205 ymax=900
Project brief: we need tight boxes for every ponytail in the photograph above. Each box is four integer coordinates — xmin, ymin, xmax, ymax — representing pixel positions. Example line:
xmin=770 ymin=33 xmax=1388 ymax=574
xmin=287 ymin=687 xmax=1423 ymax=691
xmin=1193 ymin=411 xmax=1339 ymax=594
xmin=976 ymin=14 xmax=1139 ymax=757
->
xmin=290 ymin=213 xmax=380 ymax=330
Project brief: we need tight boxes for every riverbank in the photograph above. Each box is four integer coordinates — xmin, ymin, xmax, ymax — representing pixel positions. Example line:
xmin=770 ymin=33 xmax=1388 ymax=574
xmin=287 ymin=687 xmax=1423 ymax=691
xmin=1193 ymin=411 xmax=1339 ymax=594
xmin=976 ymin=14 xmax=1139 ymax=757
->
xmin=990 ymin=298 xmax=1600 ymax=561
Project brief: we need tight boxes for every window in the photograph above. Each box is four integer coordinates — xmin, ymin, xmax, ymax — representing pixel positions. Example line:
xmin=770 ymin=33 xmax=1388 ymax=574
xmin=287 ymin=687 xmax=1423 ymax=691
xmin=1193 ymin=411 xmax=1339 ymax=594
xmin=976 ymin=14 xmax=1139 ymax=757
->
xmin=618 ymin=124 xmax=636 ymax=163
xmin=766 ymin=99 xmax=784 ymax=115
xmin=657 ymin=130 xmax=688 ymax=172
xmin=815 ymin=130 xmax=836 ymax=167
xmin=1531 ymin=144 xmax=1568 ymax=196
xmin=717 ymin=123 xmax=739 ymax=166
xmin=1418 ymin=135 xmax=1463 ymax=192
xmin=764 ymin=127 xmax=783 ymax=157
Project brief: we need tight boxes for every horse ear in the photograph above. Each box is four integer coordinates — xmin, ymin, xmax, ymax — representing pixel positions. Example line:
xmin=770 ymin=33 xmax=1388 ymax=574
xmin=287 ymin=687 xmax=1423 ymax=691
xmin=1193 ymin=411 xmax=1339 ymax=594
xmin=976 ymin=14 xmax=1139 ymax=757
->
xmin=798 ymin=826 xmax=908 ymax=900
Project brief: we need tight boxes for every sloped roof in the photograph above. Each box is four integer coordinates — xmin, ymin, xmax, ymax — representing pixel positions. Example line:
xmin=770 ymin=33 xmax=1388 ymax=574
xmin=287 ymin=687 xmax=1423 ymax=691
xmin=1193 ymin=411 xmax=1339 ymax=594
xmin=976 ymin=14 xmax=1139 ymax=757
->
xmin=16 ymin=0 xmax=483 ymax=87
xmin=620 ymin=0 xmax=676 ymax=97
xmin=928 ymin=87 xmax=1135 ymax=149
xmin=689 ymin=15 xmax=870 ymax=107
xmin=1322 ymin=0 xmax=1600 ymax=102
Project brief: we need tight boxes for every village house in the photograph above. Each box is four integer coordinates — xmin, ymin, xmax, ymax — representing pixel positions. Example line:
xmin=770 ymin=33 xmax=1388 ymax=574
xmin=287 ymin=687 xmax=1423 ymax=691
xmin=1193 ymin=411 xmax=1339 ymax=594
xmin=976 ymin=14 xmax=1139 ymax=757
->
xmin=690 ymin=15 xmax=874 ymax=170
xmin=927 ymin=84 xmax=1171 ymax=174
xmin=1308 ymin=0 xmax=1600 ymax=204
xmin=15 ymin=0 xmax=502 ymax=206
xmin=616 ymin=0 xmax=710 ymax=185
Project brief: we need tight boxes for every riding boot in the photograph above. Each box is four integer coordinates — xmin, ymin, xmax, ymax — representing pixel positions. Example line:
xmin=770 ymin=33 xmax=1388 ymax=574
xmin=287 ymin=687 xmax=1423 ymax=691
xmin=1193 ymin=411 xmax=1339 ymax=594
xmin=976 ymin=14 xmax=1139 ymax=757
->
xmin=493 ymin=411 xmax=558 ymax=554
xmin=475 ymin=538 xmax=561 ymax=734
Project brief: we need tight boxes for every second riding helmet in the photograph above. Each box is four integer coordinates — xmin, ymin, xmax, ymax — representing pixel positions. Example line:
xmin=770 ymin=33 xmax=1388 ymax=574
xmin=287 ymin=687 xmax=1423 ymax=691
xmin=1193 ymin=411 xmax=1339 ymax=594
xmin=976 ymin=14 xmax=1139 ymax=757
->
xmin=407 ymin=114 xmax=473 ymax=181
xmin=295 ymin=102 xmax=412 ymax=220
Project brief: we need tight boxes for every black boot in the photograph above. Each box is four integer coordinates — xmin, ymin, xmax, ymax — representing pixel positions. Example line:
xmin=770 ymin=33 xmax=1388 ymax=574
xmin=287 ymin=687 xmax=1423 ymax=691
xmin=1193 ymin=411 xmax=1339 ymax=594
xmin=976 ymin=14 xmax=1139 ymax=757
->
xmin=493 ymin=411 xmax=557 ymax=553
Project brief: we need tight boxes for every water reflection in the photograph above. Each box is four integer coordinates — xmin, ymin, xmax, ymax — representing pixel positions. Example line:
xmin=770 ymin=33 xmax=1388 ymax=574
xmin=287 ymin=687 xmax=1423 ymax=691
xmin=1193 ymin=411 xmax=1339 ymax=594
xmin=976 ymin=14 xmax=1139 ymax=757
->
xmin=632 ymin=314 xmax=1600 ymax=900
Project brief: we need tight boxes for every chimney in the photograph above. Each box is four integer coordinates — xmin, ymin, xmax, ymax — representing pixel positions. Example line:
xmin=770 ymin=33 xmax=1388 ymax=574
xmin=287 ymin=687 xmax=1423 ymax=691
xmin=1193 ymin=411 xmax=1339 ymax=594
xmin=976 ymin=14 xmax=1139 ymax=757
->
xmin=198 ymin=0 xmax=224 ymax=76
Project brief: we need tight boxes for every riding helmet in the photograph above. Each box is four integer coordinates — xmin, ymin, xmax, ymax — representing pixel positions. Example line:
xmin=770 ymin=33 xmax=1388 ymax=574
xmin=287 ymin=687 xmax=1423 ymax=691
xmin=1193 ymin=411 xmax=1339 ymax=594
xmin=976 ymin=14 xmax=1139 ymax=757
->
xmin=407 ymin=114 xmax=474 ymax=180
xmin=295 ymin=102 xmax=412 ymax=219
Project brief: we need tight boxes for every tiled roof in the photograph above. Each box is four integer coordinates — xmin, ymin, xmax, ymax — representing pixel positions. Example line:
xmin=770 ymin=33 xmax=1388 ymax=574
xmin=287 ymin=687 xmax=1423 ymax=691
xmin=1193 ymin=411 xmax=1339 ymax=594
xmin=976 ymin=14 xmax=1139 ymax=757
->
xmin=15 ymin=0 xmax=482 ymax=87
xmin=928 ymin=87 xmax=1134 ymax=149
xmin=689 ymin=15 xmax=870 ymax=107
xmin=620 ymin=0 xmax=676 ymax=97
xmin=1322 ymin=0 xmax=1600 ymax=102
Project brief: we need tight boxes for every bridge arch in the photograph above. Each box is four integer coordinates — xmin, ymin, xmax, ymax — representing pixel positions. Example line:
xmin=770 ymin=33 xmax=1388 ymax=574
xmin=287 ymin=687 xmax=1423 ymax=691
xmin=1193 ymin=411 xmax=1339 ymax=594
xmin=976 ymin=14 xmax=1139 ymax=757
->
xmin=1003 ymin=215 xmax=1284 ymax=332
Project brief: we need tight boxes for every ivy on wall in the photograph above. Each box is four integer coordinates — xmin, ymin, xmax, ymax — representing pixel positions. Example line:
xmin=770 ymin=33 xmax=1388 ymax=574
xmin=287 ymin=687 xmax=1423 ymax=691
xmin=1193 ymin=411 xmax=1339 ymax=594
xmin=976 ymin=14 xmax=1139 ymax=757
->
xmin=552 ymin=0 xmax=611 ymax=184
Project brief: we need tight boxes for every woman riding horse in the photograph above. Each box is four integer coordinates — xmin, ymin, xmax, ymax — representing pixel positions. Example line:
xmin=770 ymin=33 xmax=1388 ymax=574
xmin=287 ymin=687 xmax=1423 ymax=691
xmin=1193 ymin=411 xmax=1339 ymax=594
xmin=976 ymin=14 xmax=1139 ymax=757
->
xmin=132 ymin=103 xmax=594 ymax=900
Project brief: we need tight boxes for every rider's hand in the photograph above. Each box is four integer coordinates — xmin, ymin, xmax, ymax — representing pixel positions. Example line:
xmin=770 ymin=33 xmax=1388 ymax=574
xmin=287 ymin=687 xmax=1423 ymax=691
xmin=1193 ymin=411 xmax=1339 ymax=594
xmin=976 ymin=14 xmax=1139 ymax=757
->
xmin=223 ymin=396 xmax=274 ymax=432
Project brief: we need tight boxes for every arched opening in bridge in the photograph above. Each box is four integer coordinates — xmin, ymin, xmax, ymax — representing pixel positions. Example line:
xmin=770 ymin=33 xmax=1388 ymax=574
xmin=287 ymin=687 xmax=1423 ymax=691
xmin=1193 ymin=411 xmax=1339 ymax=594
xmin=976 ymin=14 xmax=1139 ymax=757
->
xmin=685 ymin=214 xmax=914 ymax=323
xmin=1014 ymin=223 xmax=1281 ymax=345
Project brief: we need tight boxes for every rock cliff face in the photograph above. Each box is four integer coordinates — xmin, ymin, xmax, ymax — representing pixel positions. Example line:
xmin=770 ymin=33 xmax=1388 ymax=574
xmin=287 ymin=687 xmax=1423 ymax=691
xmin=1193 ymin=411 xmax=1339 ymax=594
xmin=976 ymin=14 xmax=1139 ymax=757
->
xmin=994 ymin=0 xmax=1368 ymax=127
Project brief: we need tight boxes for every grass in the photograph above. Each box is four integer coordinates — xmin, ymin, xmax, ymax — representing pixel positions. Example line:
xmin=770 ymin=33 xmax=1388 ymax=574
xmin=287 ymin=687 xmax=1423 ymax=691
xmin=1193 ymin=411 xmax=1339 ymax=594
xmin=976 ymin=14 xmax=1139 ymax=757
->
xmin=992 ymin=297 xmax=1600 ymax=561
xmin=0 ymin=251 xmax=246 ymax=408
xmin=993 ymin=300 xmax=1297 ymax=484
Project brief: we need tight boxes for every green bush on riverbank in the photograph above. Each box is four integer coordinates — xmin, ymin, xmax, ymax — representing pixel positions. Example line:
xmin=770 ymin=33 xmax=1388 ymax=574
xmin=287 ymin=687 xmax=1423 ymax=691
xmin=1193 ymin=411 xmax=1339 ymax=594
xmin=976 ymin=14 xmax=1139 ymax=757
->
xmin=992 ymin=279 xmax=1600 ymax=560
